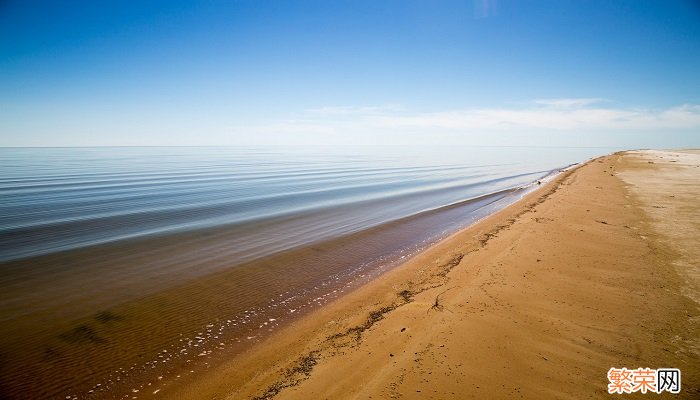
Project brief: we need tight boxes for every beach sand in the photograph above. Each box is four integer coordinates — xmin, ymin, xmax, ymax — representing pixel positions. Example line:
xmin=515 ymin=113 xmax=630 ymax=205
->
xmin=154 ymin=150 xmax=699 ymax=399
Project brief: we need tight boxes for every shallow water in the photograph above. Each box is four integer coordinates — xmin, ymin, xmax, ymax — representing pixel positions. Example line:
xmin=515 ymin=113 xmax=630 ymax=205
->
xmin=0 ymin=146 xmax=611 ymax=398
xmin=1 ymin=146 xmax=594 ymax=262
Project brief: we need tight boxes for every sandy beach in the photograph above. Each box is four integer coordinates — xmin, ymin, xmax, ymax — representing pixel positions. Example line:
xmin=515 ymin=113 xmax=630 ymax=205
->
xmin=155 ymin=150 xmax=700 ymax=399
xmin=3 ymin=2 xmax=698 ymax=399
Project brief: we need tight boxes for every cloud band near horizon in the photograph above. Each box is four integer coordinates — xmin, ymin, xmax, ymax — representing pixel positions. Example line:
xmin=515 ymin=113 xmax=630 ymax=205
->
xmin=243 ymin=99 xmax=700 ymax=134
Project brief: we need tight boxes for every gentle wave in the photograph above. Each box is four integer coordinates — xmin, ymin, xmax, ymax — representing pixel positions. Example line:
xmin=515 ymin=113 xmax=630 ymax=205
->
xmin=0 ymin=146 xmax=602 ymax=262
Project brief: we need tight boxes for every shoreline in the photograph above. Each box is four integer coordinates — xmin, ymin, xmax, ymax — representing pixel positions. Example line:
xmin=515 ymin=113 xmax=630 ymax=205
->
xmin=151 ymin=157 xmax=587 ymax=398
xmin=0 ymin=161 xmax=567 ymax=399
xmin=160 ymin=150 xmax=699 ymax=399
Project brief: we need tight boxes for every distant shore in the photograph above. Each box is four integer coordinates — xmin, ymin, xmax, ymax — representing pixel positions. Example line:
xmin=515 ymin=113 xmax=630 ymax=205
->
xmin=165 ymin=150 xmax=699 ymax=399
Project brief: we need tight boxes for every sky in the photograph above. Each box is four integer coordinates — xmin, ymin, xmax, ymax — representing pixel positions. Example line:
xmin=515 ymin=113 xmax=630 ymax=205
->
xmin=1 ymin=0 xmax=699 ymax=148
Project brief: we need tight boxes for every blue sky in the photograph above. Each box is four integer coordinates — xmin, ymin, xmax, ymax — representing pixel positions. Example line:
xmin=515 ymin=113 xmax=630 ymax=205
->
xmin=1 ymin=0 xmax=699 ymax=148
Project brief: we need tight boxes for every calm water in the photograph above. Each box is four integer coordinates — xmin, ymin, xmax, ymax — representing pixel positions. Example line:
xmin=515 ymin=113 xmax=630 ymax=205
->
xmin=0 ymin=146 xmax=611 ymax=399
xmin=0 ymin=146 xmax=607 ymax=261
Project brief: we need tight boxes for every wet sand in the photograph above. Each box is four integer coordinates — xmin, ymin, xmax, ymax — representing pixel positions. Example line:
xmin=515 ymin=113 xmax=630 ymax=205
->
xmin=166 ymin=150 xmax=699 ymax=399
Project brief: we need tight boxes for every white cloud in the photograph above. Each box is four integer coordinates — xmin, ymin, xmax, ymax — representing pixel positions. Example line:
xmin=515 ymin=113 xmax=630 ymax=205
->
xmin=304 ymin=104 xmax=405 ymax=116
xmin=230 ymin=99 xmax=700 ymax=146
xmin=372 ymin=102 xmax=700 ymax=131
xmin=533 ymin=98 xmax=608 ymax=108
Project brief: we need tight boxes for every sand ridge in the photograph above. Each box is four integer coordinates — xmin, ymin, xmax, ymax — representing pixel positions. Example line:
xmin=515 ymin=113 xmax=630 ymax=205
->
xmin=162 ymin=151 xmax=699 ymax=399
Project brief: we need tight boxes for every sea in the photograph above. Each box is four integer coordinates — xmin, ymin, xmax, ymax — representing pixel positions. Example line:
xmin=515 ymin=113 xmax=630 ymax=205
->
xmin=0 ymin=145 xmax=612 ymax=398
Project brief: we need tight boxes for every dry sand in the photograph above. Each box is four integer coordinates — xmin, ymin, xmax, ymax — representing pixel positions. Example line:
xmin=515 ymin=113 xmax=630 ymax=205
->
xmin=160 ymin=150 xmax=699 ymax=399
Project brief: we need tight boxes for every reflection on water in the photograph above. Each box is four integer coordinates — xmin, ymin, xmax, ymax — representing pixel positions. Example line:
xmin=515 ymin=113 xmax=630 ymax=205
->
xmin=0 ymin=146 xmax=606 ymax=261
xmin=0 ymin=146 xmax=610 ymax=398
